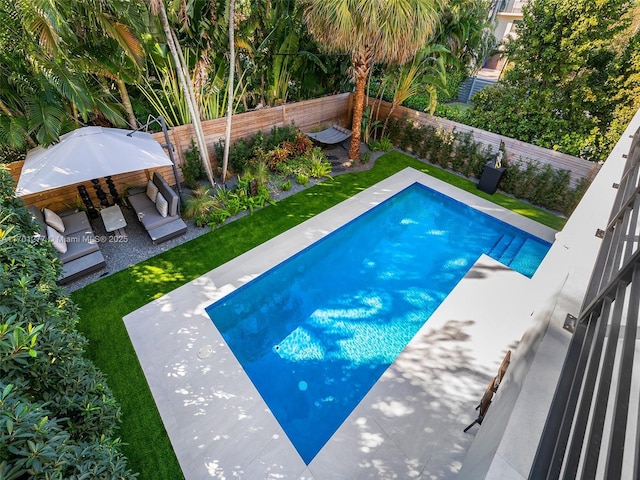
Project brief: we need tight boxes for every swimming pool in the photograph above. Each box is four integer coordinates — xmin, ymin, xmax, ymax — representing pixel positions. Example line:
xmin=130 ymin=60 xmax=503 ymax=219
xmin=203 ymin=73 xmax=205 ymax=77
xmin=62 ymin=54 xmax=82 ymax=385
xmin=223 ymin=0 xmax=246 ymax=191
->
xmin=205 ymin=182 xmax=550 ymax=464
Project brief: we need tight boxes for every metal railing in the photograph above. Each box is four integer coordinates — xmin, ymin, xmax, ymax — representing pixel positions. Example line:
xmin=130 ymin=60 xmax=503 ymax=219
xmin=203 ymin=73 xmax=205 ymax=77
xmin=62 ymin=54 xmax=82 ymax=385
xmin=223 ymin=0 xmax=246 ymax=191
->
xmin=497 ymin=0 xmax=526 ymax=14
xmin=530 ymin=128 xmax=640 ymax=479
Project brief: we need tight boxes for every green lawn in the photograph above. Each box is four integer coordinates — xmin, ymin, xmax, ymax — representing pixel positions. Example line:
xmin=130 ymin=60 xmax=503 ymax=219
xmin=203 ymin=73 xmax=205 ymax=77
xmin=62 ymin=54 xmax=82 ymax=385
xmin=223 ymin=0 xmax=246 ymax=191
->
xmin=71 ymin=151 xmax=565 ymax=480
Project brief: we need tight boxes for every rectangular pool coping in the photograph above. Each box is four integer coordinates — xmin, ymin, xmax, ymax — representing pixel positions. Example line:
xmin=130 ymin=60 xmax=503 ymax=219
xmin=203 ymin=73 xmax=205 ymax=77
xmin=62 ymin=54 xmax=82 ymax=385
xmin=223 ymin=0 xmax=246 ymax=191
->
xmin=123 ymin=167 xmax=557 ymax=479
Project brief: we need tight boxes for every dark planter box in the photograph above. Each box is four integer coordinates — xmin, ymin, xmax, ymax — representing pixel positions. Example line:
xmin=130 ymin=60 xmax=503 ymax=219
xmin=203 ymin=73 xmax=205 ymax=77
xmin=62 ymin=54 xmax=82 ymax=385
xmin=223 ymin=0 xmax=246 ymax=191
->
xmin=478 ymin=165 xmax=506 ymax=195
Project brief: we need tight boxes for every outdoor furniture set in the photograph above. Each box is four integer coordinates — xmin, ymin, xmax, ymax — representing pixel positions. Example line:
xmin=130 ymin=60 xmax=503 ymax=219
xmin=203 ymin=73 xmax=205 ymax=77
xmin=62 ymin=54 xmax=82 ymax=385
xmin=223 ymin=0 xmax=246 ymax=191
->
xmin=127 ymin=171 xmax=187 ymax=245
xmin=29 ymin=205 xmax=106 ymax=285
xmin=30 ymin=171 xmax=185 ymax=284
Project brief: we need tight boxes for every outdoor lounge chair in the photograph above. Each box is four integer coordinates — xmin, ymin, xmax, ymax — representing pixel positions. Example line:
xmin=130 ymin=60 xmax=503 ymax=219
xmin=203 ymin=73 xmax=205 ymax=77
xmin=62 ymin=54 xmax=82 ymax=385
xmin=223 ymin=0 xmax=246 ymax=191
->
xmin=463 ymin=350 xmax=512 ymax=433
xmin=304 ymin=125 xmax=352 ymax=146
xmin=464 ymin=377 xmax=495 ymax=432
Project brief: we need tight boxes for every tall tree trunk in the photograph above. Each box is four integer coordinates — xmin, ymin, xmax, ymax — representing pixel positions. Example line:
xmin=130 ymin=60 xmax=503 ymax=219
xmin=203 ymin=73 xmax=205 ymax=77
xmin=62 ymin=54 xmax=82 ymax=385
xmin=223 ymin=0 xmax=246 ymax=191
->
xmin=170 ymin=29 xmax=214 ymax=183
xmin=222 ymin=0 xmax=235 ymax=183
xmin=348 ymin=49 xmax=372 ymax=162
xmin=153 ymin=0 xmax=215 ymax=186
xmin=349 ymin=73 xmax=365 ymax=161
xmin=349 ymin=75 xmax=367 ymax=161
xmin=116 ymin=77 xmax=137 ymax=129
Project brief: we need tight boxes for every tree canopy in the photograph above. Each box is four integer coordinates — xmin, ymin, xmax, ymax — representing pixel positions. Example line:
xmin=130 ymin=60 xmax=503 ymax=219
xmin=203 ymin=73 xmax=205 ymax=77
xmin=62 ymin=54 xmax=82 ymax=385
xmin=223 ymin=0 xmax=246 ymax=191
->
xmin=469 ymin=0 xmax=639 ymax=161
xmin=303 ymin=0 xmax=444 ymax=160
xmin=0 ymin=0 xmax=498 ymax=165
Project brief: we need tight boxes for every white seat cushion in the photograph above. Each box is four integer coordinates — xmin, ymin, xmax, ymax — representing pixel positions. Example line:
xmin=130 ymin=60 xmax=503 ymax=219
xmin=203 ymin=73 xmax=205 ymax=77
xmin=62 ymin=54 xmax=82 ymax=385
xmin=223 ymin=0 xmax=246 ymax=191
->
xmin=146 ymin=180 xmax=159 ymax=203
xmin=44 ymin=208 xmax=65 ymax=233
xmin=47 ymin=225 xmax=67 ymax=253
xmin=155 ymin=192 xmax=168 ymax=217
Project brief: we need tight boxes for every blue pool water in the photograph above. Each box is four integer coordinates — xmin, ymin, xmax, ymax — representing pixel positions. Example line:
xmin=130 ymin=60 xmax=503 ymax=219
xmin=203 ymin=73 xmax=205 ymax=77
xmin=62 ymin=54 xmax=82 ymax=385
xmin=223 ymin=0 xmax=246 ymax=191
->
xmin=205 ymin=183 xmax=551 ymax=463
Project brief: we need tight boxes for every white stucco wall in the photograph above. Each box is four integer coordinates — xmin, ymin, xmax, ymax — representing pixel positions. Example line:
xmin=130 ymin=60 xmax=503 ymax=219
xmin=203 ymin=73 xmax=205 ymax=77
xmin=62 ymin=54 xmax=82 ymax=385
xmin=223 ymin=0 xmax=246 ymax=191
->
xmin=458 ymin=108 xmax=640 ymax=479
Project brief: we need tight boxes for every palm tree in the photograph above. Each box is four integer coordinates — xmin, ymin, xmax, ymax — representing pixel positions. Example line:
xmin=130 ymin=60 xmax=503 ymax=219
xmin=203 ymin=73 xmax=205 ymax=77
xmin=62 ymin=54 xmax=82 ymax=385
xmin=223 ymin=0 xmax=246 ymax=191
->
xmin=147 ymin=0 xmax=216 ymax=186
xmin=64 ymin=0 xmax=147 ymax=129
xmin=222 ymin=0 xmax=236 ymax=183
xmin=380 ymin=44 xmax=449 ymax=137
xmin=303 ymin=0 xmax=443 ymax=161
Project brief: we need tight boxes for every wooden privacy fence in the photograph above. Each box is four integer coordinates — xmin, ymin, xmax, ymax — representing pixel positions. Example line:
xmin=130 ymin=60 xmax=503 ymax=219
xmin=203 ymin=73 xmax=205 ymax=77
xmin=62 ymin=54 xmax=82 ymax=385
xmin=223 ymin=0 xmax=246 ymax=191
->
xmin=7 ymin=94 xmax=351 ymax=211
xmin=369 ymin=99 xmax=599 ymax=187
xmin=8 ymin=92 xmax=596 ymax=211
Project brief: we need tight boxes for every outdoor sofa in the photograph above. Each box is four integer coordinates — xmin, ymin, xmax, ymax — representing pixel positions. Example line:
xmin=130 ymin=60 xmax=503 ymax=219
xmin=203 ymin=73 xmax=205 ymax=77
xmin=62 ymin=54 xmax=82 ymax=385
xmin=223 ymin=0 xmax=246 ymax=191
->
xmin=29 ymin=205 xmax=106 ymax=284
xmin=127 ymin=171 xmax=187 ymax=245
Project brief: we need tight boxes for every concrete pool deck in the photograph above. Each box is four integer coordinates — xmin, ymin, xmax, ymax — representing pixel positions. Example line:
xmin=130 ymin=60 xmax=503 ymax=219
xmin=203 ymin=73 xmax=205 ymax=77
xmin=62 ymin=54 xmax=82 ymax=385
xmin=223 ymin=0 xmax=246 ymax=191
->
xmin=123 ymin=167 xmax=558 ymax=479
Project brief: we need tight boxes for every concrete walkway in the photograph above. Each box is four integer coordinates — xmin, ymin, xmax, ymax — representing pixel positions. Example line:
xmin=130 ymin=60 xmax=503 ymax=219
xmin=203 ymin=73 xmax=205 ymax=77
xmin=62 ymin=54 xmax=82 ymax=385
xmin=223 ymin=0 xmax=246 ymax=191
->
xmin=123 ymin=168 xmax=556 ymax=479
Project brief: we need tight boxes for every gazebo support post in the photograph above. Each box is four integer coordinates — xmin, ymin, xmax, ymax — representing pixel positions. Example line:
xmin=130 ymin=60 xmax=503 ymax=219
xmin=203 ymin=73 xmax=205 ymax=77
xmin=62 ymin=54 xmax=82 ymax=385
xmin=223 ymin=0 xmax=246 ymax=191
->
xmin=128 ymin=115 xmax=183 ymax=203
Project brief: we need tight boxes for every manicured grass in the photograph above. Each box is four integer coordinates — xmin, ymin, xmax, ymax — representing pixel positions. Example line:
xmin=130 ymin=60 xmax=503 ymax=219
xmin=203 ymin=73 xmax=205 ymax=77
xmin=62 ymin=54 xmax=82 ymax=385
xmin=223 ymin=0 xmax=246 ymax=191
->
xmin=71 ymin=151 xmax=565 ymax=479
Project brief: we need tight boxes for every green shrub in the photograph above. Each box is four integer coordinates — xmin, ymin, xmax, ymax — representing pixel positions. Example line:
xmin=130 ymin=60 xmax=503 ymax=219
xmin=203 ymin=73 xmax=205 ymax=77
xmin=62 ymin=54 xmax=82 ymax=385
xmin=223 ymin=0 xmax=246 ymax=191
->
xmin=280 ymin=179 xmax=292 ymax=191
xmin=0 ymin=165 xmax=136 ymax=477
xmin=296 ymin=174 xmax=309 ymax=186
xmin=369 ymin=137 xmax=393 ymax=152
xmin=380 ymin=116 xmax=591 ymax=215
xmin=182 ymin=186 xmax=218 ymax=226
xmin=180 ymin=139 xmax=206 ymax=188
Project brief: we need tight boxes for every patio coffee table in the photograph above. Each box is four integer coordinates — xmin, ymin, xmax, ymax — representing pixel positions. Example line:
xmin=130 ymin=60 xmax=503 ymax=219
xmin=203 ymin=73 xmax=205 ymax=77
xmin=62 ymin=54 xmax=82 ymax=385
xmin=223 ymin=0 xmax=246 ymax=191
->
xmin=100 ymin=205 xmax=127 ymax=238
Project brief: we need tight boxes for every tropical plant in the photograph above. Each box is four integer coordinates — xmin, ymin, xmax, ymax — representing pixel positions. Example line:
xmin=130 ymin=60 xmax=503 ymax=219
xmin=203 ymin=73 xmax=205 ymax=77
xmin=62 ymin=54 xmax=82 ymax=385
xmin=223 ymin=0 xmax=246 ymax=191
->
xmin=62 ymin=0 xmax=147 ymax=128
xmin=0 ymin=166 xmax=136 ymax=477
xmin=380 ymin=44 xmax=449 ymax=137
xmin=250 ymin=160 xmax=270 ymax=186
xmin=303 ymin=0 xmax=443 ymax=161
xmin=181 ymin=139 xmax=207 ymax=189
xmin=182 ymin=186 xmax=218 ymax=225
xmin=0 ymin=3 xmax=111 ymax=148
xmin=234 ymin=1 xmax=328 ymax=108
xmin=296 ymin=173 xmax=309 ymax=186
xmin=369 ymin=137 xmax=394 ymax=152
xmin=280 ymin=179 xmax=292 ymax=191
xmin=146 ymin=0 xmax=215 ymax=185
xmin=433 ymin=0 xmax=496 ymax=78
xmin=468 ymin=0 xmax=637 ymax=161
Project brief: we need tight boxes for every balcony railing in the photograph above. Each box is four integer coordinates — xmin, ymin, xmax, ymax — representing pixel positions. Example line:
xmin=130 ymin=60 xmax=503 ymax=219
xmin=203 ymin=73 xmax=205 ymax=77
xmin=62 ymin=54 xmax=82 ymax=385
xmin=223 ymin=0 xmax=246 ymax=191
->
xmin=498 ymin=0 xmax=526 ymax=14
xmin=530 ymin=128 xmax=640 ymax=478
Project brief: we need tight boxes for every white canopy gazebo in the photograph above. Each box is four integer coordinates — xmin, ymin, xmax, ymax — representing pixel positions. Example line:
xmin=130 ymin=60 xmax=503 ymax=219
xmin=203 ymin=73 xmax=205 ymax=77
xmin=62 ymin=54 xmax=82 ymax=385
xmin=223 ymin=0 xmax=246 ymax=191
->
xmin=15 ymin=126 xmax=175 ymax=197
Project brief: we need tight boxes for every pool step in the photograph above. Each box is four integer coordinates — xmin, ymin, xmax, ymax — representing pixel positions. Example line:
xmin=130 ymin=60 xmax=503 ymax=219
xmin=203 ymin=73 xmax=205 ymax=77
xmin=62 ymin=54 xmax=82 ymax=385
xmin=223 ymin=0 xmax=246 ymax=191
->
xmin=489 ymin=234 xmax=527 ymax=266
xmin=501 ymin=236 xmax=527 ymax=265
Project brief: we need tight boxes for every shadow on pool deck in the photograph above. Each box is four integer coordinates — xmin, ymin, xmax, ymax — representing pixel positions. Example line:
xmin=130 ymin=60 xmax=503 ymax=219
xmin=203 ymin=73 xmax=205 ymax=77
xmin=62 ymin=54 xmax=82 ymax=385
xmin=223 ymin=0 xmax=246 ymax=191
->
xmin=122 ymin=169 xmax=543 ymax=479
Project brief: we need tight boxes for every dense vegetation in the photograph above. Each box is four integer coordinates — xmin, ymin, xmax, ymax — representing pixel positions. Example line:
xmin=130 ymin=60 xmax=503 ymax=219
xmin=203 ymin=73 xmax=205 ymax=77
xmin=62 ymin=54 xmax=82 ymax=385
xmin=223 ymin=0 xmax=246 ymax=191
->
xmin=463 ymin=0 xmax=640 ymax=162
xmin=1 ymin=0 xmax=639 ymax=165
xmin=0 ymin=0 xmax=494 ymax=163
xmin=0 ymin=166 xmax=135 ymax=479
xmin=385 ymin=116 xmax=590 ymax=215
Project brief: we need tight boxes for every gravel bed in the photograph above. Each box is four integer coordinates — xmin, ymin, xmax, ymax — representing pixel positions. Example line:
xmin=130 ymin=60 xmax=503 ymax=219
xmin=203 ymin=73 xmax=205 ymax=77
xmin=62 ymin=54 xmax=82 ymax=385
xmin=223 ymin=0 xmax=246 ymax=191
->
xmin=63 ymin=145 xmax=380 ymax=293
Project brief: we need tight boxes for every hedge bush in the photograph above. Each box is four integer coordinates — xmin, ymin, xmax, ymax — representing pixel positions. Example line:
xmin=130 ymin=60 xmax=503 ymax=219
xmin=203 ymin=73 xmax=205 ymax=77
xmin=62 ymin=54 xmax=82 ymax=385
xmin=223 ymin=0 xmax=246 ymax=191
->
xmin=385 ymin=116 xmax=592 ymax=216
xmin=0 ymin=165 xmax=136 ymax=479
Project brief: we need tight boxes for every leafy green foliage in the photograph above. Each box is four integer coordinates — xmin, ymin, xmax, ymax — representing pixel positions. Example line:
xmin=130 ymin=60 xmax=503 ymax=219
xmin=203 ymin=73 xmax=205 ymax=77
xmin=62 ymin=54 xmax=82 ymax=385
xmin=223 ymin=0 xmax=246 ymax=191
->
xmin=0 ymin=165 xmax=136 ymax=478
xmin=296 ymin=173 xmax=310 ymax=186
xmin=385 ymin=116 xmax=588 ymax=214
xmin=280 ymin=179 xmax=292 ymax=191
xmin=215 ymin=124 xmax=301 ymax=174
xmin=181 ymin=139 xmax=206 ymax=189
xmin=467 ymin=0 xmax=637 ymax=161
xmin=368 ymin=137 xmax=393 ymax=152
